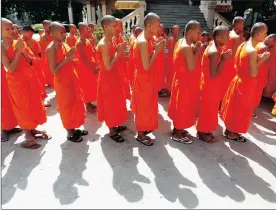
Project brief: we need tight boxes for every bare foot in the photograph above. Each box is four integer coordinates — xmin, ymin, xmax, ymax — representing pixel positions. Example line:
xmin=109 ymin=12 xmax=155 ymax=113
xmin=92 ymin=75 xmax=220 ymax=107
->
xmin=31 ymin=129 xmax=52 ymax=140
xmin=197 ymin=132 xmax=217 ymax=143
xmin=172 ymin=129 xmax=193 ymax=144
xmin=21 ymin=131 xmax=41 ymax=149
xmin=136 ymin=131 xmax=154 ymax=146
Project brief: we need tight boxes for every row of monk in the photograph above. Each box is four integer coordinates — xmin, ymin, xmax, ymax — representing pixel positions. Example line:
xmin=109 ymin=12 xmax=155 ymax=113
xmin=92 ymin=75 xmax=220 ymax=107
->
xmin=1 ymin=14 xmax=276 ymax=149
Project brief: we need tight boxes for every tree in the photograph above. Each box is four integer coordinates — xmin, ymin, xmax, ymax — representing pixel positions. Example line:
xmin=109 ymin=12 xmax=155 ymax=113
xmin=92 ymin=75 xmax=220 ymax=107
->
xmin=258 ymin=0 xmax=276 ymax=20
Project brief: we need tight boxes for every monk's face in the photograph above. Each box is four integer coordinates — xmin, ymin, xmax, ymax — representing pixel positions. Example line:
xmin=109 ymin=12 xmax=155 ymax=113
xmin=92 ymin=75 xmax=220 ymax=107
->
xmin=235 ymin=21 xmax=244 ymax=33
xmin=2 ymin=21 xmax=16 ymax=40
xmin=104 ymin=19 xmax=117 ymax=36
xmin=80 ymin=25 xmax=89 ymax=38
xmin=88 ymin=25 xmax=95 ymax=33
xmin=116 ymin=21 xmax=123 ymax=34
xmin=149 ymin=19 xmax=161 ymax=36
xmin=256 ymin=27 xmax=268 ymax=42
xmin=70 ymin=26 xmax=77 ymax=34
xmin=22 ymin=30 xmax=34 ymax=40
xmin=218 ymin=31 xmax=230 ymax=45
xmin=201 ymin=35 xmax=208 ymax=42
xmin=172 ymin=26 xmax=180 ymax=37
xmin=190 ymin=25 xmax=201 ymax=43
xmin=43 ymin=23 xmax=50 ymax=32
xmin=52 ymin=26 xmax=66 ymax=42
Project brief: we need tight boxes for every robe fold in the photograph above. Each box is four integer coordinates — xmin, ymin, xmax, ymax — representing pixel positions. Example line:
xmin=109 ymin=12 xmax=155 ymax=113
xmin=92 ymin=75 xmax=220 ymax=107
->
xmin=167 ymin=38 xmax=178 ymax=90
xmin=168 ymin=39 xmax=201 ymax=129
xmin=97 ymin=40 xmax=128 ymax=128
xmin=66 ymin=35 xmax=78 ymax=48
xmin=127 ymin=37 xmax=136 ymax=88
xmin=196 ymin=45 xmax=222 ymax=133
xmin=220 ymin=43 xmax=257 ymax=133
xmin=51 ymin=43 xmax=85 ymax=129
xmin=156 ymin=48 xmax=166 ymax=91
xmin=75 ymin=39 xmax=97 ymax=103
xmin=6 ymin=41 xmax=46 ymax=130
xmin=1 ymin=66 xmax=18 ymax=130
xmin=131 ymin=37 xmax=158 ymax=131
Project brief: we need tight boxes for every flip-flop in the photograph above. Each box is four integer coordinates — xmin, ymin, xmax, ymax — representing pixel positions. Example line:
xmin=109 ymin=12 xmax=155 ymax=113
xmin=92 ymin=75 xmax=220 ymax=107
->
xmin=172 ymin=136 xmax=193 ymax=144
xmin=20 ymin=141 xmax=41 ymax=149
xmin=32 ymin=131 xmax=52 ymax=140
xmin=197 ymin=132 xmax=217 ymax=143
xmin=115 ymin=126 xmax=127 ymax=133
xmin=110 ymin=133 xmax=124 ymax=143
xmin=76 ymin=129 xmax=88 ymax=136
xmin=224 ymin=134 xmax=248 ymax=143
xmin=67 ymin=131 xmax=83 ymax=143
xmin=136 ymin=136 xmax=154 ymax=146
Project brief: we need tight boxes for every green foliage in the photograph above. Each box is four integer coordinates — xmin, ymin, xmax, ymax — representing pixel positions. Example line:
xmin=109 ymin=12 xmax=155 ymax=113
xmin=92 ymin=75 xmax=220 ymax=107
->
xmin=259 ymin=0 xmax=276 ymax=20
xmin=32 ymin=24 xmax=43 ymax=31
xmin=94 ymin=26 xmax=104 ymax=43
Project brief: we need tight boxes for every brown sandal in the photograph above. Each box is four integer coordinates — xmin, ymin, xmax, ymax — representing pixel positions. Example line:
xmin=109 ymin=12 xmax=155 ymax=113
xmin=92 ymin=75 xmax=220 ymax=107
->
xmin=31 ymin=130 xmax=52 ymax=140
xmin=136 ymin=136 xmax=154 ymax=146
xmin=197 ymin=132 xmax=217 ymax=143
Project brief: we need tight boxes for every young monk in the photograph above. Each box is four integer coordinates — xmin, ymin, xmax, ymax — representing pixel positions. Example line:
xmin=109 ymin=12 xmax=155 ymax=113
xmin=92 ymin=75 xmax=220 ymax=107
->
xmin=131 ymin=13 xmax=165 ymax=146
xmin=167 ymin=25 xmax=180 ymax=91
xmin=220 ymin=22 xmax=270 ymax=142
xmin=39 ymin=20 xmax=54 ymax=87
xmin=1 ymin=65 xmax=22 ymax=142
xmin=97 ymin=15 xmax=128 ymax=143
xmin=13 ymin=24 xmax=21 ymax=39
xmin=65 ymin=24 xmax=78 ymax=47
xmin=114 ymin=18 xmax=131 ymax=99
xmin=196 ymin=26 xmax=232 ymax=143
xmin=75 ymin=23 xmax=98 ymax=112
xmin=21 ymin=25 xmax=50 ymax=107
xmin=254 ymin=34 xmax=276 ymax=111
xmin=46 ymin=21 xmax=87 ymax=143
xmin=220 ymin=17 xmax=245 ymax=101
xmin=129 ymin=25 xmax=138 ymax=46
xmin=1 ymin=18 xmax=51 ymax=149
xmin=128 ymin=26 xmax=143 ymax=88
xmin=168 ymin=20 xmax=201 ymax=144
xmin=88 ymin=23 xmax=97 ymax=50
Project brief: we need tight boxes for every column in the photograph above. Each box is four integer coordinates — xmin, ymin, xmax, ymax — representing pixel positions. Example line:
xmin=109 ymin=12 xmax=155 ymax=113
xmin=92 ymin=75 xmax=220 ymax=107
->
xmin=138 ymin=0 xmax=146 ymax=27
xmin=91 ymin=4 xmax=96 ymax=22
xmin=68 ymin=1 xmax=74 ymax=24
xmin=207 ymin=0 xmax=217 ymax=29
xmin=86 ymin=0 xmax=92 ymax=23
xmin=101 ymin=0 xmax=106 ymax=16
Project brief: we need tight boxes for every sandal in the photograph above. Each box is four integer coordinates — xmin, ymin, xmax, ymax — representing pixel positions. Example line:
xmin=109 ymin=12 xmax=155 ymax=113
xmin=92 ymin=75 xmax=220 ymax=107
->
xmin=197 ymin=132 xmax=217 ymax=143
xmin=136 ymin=136 xmax=154 ymax=146
xmin=110 ymin=133 xmax=125 ymax=143
xmin=1 ymin=132 xmax=9 ymax=142
xmin=115 ymin=126 xmax=127 ymax=133
xmin=144 ymin=130 xmax=153 ymax=135
xmin=172 ymin=128 xmax=190 ymax=135
xmin=6 ymin=128 xmax=23 ymax=134
xmin=172 ymin=136 xmax=193 ymax=144
xmin=20 ymin=141 xmax=41 ymax=149
xmin=224 ymin=130 xmax=248 ymax=143
xmin=76 ymin=129 xmax=88 ymax=136
xmin=31 ymin=130 xmax=52 ymax=140
xmin=67 ymin=131 xmax=83 ymax=143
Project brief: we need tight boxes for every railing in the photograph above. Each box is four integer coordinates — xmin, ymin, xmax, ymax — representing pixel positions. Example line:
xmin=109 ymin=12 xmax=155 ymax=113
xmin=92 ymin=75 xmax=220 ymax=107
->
xmin=213 ymin=12 xmax=231 ymax=28
xmin=121 ymin=7 xmax=144 ymax=34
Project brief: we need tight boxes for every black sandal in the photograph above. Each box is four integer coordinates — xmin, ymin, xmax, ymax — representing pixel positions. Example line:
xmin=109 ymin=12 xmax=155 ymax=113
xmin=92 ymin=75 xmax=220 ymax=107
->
xmin=76 ymin=129 xmax=88 ymax=136
xmin=115 ymin=126 xmax=127 ymax=133
xmin=136 ymin=136 xmax=154 ymax=146
xmin=67 ymin=131 xmax=83 ymax=143
xmin=110 ymin=133 xmax=125 ymax=143
xmin=224 ymin=130 xmax=248 ymax=143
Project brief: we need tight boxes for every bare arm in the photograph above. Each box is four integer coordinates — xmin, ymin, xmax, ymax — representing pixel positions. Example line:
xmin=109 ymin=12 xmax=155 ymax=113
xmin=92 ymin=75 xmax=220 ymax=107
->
xmin=1 ymin=47 xmax=21 ymax=72
xmin=46 ymin=47 xmax=71 ymax=75
xmin=78 ymin=42 xmax=96 ymax=73
xmin=139 ymin=42 xmax=158 ymax=71
xmin=100 ymin=43 xmax=121 ymax=71
xmin=209 ymin=51 xmax=225 ymax=79
xmin=182 ymin=46 xmax=196 ymax=71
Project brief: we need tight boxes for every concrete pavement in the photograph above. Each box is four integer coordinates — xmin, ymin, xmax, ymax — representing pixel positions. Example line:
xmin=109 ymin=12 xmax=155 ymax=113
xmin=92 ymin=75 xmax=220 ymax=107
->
xmin=1 ymin=88 xmax=276 ymax=209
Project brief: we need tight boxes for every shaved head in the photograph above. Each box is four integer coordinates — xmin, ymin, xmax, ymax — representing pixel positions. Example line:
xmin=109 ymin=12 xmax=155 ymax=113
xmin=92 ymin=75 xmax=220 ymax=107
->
xmin=144 ymin=12 xmax=160 ymax=26
xmin=1 ymin=18 xmax=16 ymax=39
xmin=264 ymin=33 xmax=276 ymax=47
xmin=69 ymin=24 xmax=76 ymax=29
xmin=78 ymin=22 xmax=87 ymax=30
xmin=42 ymin=20 xmax=51 ymax=25
xmin=134 ymin=27 xmax=143 ymax=37
xmin=101 ymin=15 xmax=116 ymax=28
xmin=232 ymin=16 xmax=244 ymax=26
xmin=1 ymin=18 xmax=12 ymax=24
xmin=49 ymin=21 xmax=64 ymax=32
xmin=251 ymin=22 xmax=267 ymax=37
xmin=172 ymin=25 xmax=180 ymax=30
xmin=213 ymin=26 xmax=229 ymax=38
xmin=185 ymin=20 xmax=200 ymax=34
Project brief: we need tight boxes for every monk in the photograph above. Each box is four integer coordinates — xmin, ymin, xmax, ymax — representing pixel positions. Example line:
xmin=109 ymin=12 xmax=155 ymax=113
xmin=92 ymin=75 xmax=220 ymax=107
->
xmin=128 ymin=26 xmax=143 ymax=88
xmin=220 ymin=22 xmax=270 ymax=142
xmin=1 ymin=18 xmax=51 ymax=149
xmin=1 ymin=65 xmax=22 ymax=142
xmin=220 ymin=17 xmax=245 ymax=101
xmin=114 ymin=18 xmax=131 ymax=99
xmin=13 ymin=24 xmax=21 ymax=39
xmin=263 ymin=45 xmax=276 ymax=98
xmin=254 ymin=34 xmax=276 ymax=111
xmin=131 ymin=13 xmax=165 ymax=146
xmin=21 ymin=25 xmax=50 ymax=106
xmin=97 ymin=15 xmax=128 ymax=143
xmin=156 ymin=24 xmax=167 ymax=96
xmin=46 ymin=21 xmax=87 ymax=143
xmin=167 ymin=25 xmax=180 ymax=91
xmin=65 ymin=24 xmax=78 ymax=47
xmin=196 ymin=26 xmax=232 ymax=143
xmin=75 ymin=23 xmax=98 ymax=112
xmin=129 ymin=25 xmax=138 ymax=45
xmin=88 ymin=23 xmax=97 ymax=49
xmin=39 ymin=20 xmax=54 ymax=87
xmin=168 ymin=20 xmax=201 ymax=144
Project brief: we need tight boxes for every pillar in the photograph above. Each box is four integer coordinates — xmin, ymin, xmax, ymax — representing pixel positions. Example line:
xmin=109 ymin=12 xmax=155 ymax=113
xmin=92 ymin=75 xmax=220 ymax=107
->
xmin=101 ymin=0 xmax=106 ymax=16
xmin=207 ymin=1 xmax=217 ymax=29
xmin=91 ymin=4 xmax=96 ymax=22
xmin=68 ymin=2 xmax=74 ymax=24
xmin=138 ymin=0 xmax=146 ymax=27
xmin=86 ymin=0 xmax=92 ymax=23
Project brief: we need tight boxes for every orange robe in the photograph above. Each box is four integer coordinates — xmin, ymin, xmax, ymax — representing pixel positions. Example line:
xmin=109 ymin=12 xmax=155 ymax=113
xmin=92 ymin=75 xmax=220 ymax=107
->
xmin=66 ymin=35 xmax=78 ymax=48
xmin=263 ymin=48 xmax=276 ymax=98
xmin=1 ymin=66 xmax=18 ymax=130
xmin=127 ymin=37 xmax=136 ymax=88
xmin=39 ymin=34 xmax=54 ymax=87
xmin=168 ymin=39 xmax=201 ymax=129
xmin=219 ymin=38 xmax=238 ymax=100
xmin=254 ymin=43 xmax=269 ymax=107
xmin=272 ymin=93 xmax=276 ymax=116
xmin=167 ymin=38 xmax=178 ymax=90
xmin=131 ymin=37 xmax=158 ymax=131
xmin=6 ymin=41 xmax=46 ymax=130
xmin=28 ymin=39 xmax=47 ymax=99
xmin=196 ymin=45 xmax=222 ymax=133
xmin=75 ymin=39 xmax=97 ymax=103
xmin=156 ymin=45 xmax=166 ymax=91
xmin=220 ymin=43 xmax=257 ymax=133
xmin=96 ymin=40 xmax=128 ymax=127
xmin=52 ymin=43 xmax=85 ymax=129
xmin=115 ymin=34 xmax=131 ymax=99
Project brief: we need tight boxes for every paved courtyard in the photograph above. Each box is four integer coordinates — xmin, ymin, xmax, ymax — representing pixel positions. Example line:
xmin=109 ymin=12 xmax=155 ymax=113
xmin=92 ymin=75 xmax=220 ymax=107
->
xmin=2 ymin=88 xmax=276 ymax=209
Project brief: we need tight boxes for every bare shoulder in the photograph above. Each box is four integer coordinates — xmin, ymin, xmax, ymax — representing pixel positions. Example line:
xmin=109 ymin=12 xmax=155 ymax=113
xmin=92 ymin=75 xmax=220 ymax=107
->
xmin=245 ymin=41 xmax=256 ymax=54
xmin=137 ymin=36 xmax=147 ymax=46
xmin=208 ymin=43 xmax=219 ymax=55
xmin=46 ymin=42 xmax=55 ymax=54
